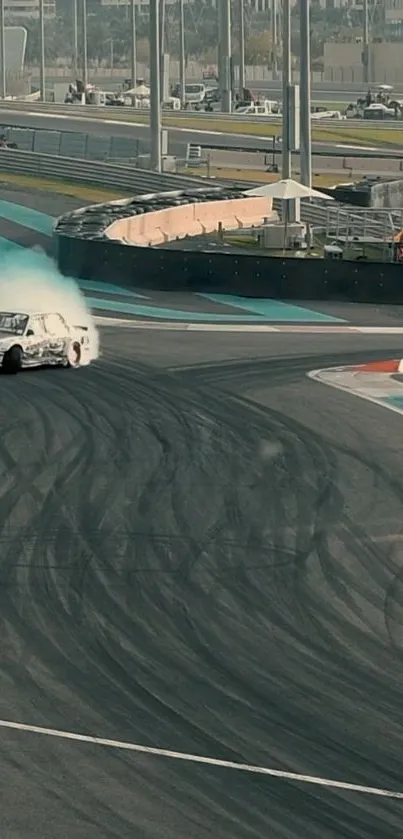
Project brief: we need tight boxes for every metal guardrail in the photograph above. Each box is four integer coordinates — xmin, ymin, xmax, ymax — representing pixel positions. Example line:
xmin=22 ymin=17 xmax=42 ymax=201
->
xmin=0 ymin=145 xmax=398 ymax=242
xmin=1 ymin=99 xmax=403 ymax=131
xmin=0 ymin=147 xmax=219 ymax=192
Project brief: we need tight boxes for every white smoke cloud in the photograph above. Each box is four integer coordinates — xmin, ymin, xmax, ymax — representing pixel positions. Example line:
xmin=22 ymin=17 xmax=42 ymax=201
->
xmin=259 ymin=440 xmax=283 ymax=460
xmin=0 ymin=247 xmax=99 ymax=360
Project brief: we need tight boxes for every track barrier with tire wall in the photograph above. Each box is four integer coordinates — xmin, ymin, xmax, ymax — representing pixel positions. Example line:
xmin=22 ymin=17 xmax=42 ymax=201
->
xmin=54 ymin=189 xmax=403 ymax=304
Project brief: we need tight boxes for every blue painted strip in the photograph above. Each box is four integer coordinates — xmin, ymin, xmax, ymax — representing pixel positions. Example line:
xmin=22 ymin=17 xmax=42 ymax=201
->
xmin=85 ymin=296 xmax=276 ymax=322
xmin=198 ymin=293 xmax=346 ymax=323
xmin=0 ymin=235 xmax=25 ymax=251
xmin=0 ymin=200 xmax=54 ymax=236
xmin=79 ymin=279 xmax=148 ymax=299
xmin=383 ymin=396 xmax=403 ymax=409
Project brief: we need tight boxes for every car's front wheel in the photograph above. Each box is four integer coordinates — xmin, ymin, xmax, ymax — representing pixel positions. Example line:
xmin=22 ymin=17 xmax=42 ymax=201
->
xmin=2 ymin=345 xmax=23 ymax=374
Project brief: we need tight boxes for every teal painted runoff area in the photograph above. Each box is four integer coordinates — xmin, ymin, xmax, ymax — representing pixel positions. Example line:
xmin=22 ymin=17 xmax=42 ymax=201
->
xmin=0 ymin=235 xmax=25 ymax=251
xmin=384 ymin=396 xmax=403 ymax=410
xmin=198 ymin=293 xmax=346 ymax=323
xmin=79 ymin=279 xmax=148 ymax=299
xmin=85 ymin=296 xmax=280 ymax=321
xmin=0 ymin=200 xmax=54 ymax=236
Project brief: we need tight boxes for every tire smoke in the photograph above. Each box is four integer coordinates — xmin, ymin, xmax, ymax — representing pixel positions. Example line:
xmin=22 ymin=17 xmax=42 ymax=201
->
xmin=0 ymin=247 xmax=99 ymax=359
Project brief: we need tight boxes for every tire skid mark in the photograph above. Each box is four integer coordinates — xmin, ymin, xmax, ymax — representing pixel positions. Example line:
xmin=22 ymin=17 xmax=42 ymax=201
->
xmin=2 ymin=352 xmax=403 ymax=837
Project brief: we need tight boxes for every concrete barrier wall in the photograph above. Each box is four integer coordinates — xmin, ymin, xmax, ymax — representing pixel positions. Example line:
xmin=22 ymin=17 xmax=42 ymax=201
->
xmin=55 ymin=232 xmax=403 ymax=303
xmin=104 ymin=196 xmax=274 ymax=246
xmin=55 ymin=190 xmax=403 ymax=304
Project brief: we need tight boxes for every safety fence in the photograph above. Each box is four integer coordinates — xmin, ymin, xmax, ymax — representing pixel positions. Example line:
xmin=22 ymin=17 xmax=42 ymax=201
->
xmin=4 ymin=124 xmax=401 ymax=165
xmin=0 ymin=124 xmax=147 ymax=161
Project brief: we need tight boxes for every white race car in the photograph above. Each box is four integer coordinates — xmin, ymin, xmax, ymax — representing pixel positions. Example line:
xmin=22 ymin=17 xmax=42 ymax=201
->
xmin=0 ymin=310 xmax=96 ymax=374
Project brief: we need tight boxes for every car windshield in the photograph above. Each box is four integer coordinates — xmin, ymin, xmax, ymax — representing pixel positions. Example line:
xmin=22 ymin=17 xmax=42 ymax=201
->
xmin=0 ymin=312 xmax=28 ymax=334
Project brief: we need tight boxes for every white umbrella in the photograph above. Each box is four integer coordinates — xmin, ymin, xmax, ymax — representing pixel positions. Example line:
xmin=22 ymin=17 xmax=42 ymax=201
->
xmin=126 ymin=83 xmax=150 ymax=97
xmin=244 ymin=178 xmax=334 ymax=201
xmin=245 ymin=179 xmax=334 ymax=252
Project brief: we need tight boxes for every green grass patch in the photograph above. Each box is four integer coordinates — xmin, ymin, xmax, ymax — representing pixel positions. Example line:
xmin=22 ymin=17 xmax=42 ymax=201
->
xmin=58 ymin=108 xmax=403 ymax=147
xmin=0 ymin=171 xmax=133 ymax=202
xmin=180 ymin=166 xmax=357 ymax=187
xmin=169 ymin=117 xmax=403 ymax=147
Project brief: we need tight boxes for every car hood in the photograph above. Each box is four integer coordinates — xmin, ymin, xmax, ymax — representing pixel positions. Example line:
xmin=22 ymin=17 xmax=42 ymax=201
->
xmin=0 ymin=333 xmax=18 ymax=344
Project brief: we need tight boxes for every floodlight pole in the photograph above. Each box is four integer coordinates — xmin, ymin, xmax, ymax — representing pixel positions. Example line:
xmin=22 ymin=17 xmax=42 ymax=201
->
xmin=282 ymin=0 xmax=291 ymax=179
xmin=271 ymin=0 xmax=277 ymax=80
xmin=179 ymin=0 xmax=185 ymax=106
xmin=39 ymin=0 xmax=45 ymax=101
xmin=0 ymin=0 xmax=6 ymax=99
xmin=82 ymin=0 xmax=88 ymax=87
xmin=300 ymin=0 xmax=312 ymax=187
xmin=73 ymin=0 xmax=78 ymax=76
xmin=363 ymin=0 xmax=370 ymax=84
xmin=130 ymin=0 xmax=137 ymax=88
xmin=238 ymin=0 xmax=245 ymax=96
xmin=221 ymin=0 xmax=232 ymax=113
xmin=150 ymin=0 xmax=161 ymax=171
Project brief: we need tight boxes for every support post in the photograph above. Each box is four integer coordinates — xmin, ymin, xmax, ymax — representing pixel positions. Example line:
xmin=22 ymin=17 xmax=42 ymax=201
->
xmin=130 ymin=0 xmax=137 ymax=88
xmin=271 ymin=0 xmax=277 ymax=79
xmin=179 ymin=0 xmax=185 ymax=106
xmin=159 ymin=0 xmax=165 ymax=101
xmin=363 ymin=0 xmax=369 ymax=84
xmin=82 ymin=0 xmax=88 ymax=87
xmin=0 ymin=0 xmax=6 ymax=99
xmin=299 ymin=0 xmax=311 ymax=187
xmin=73 ymin=0 xmax=78 ymax=77
xmin=221 ymin=0 xmax=232 ymax=113
xmin=238 ymin=0 xmax=245 ymax=97
xmin=150 ymin=0 xmax=161 ymax=171
xmin=39 ymin=0 xmax=45 ymax=101
xmin=281 ymin=0 xmax=291 ymax=179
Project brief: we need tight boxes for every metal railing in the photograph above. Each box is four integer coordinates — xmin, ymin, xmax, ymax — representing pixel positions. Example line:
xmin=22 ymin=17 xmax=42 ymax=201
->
xmin=0 ymin=146 xmax=399 ymax=243
xmin=0 ymin=147 xmax=217 ymax=192
xmin=0 ymin=124 xmax=147 ymax=161
xmin=3 ymin=124 xmax=401 ymax=164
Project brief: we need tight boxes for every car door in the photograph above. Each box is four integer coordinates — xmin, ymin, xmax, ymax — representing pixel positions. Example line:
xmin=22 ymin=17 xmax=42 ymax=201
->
xmin=23 ymin=315 xmax=47 ymax=363
xmin=43 ymin=313 xmax=70 ymax=360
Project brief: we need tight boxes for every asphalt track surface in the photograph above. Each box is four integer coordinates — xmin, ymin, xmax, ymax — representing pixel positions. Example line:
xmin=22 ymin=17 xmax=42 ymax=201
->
xmin=3 ymin=187 xmax=403 ymax=837
xmin=3 ymin=331 xmax=403 ymax=839
xmin=1 ymin=110 xmax=403 ymax=170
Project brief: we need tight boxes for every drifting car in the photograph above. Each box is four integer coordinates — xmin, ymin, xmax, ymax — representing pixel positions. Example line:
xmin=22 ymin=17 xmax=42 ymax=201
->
xmin=0 ymin=310 xmax=96 ymax=374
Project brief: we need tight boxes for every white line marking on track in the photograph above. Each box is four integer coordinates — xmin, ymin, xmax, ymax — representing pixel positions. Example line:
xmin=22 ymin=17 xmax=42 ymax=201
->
xmin=0 ymin=719 xmax=402 ymax=798
xmin=95 ymin=317 xmax=403 ymax=334
xmin=308 ymin=367 xmax=403 ymax=418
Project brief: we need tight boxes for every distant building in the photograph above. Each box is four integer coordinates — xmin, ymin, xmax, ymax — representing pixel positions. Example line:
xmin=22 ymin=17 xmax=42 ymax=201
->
xmin=324 ymin=39 xmax=403 ymax=82
xmin=99 ymin=0 xmax=176 ymax=6
xmin=4 ymin=0 xmax=55 ymax=18
xmin=385 ymin=0 xmax=403 ymax=37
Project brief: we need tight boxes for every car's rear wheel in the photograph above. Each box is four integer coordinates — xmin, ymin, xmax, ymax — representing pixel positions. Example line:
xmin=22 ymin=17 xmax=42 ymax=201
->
xmin=66 ymin=341 xmax=81 ymax=368
xmin=2 ymin=345 xmax=23 ymax=374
